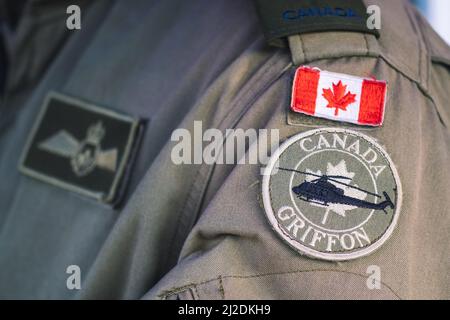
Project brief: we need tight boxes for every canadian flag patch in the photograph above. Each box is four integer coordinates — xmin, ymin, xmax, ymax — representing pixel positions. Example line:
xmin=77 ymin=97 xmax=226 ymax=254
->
xmin=291 ymin=67 xmax=387 ymax=126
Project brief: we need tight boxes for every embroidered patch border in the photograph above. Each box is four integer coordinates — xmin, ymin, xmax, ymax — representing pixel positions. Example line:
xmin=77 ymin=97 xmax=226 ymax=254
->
xmin=291 ymin=67 xmax=388 ymax=127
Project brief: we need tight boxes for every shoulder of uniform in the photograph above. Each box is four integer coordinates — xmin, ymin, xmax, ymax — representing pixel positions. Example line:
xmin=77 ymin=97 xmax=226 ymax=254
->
xmin=411 ymin=6 xmax=450 ymax=68
xmin=253 ymin=0 xmax=440 ymax=88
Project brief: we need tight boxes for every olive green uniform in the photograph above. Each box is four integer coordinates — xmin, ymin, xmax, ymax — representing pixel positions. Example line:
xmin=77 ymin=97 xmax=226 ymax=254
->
xmin=0 ymin=0 xmax=448 ymax=299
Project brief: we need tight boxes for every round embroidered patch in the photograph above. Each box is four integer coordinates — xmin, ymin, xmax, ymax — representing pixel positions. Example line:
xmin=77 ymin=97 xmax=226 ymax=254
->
xmin=262 ymin=128 xmax=402 ymax=261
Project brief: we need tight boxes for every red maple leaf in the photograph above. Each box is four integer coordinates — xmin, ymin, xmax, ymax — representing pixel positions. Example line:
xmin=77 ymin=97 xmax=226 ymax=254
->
xmin=322 ymin=81 xmax=357 ymax=116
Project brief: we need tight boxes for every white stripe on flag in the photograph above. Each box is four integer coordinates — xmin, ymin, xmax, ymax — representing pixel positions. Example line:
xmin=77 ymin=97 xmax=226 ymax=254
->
xmin=314 ymin=70 xmax=362 ymax=123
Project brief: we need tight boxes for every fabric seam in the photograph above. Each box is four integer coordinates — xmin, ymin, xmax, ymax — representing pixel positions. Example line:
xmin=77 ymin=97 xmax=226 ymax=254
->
xmin=160 ymin=268 xmax=402 ymax=300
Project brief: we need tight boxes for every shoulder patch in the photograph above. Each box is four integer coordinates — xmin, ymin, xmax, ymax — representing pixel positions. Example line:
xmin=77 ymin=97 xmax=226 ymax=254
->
xmin=262 ymin=128 xmax=402 ymax=261
xmin=291 ymin=67 xmax=387 ymax=126
xmin=19 ymin=92 xmax=143 ymax=206
xmin=254 ymin=0 xmax=379 ymax=47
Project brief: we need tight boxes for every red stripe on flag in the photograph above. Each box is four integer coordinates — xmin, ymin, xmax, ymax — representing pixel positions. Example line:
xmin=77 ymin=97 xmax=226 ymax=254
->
xmin=291 ymin=67 xmax=320 ymax=115
xmin=358 ymin=79 xmax=387 ymax=125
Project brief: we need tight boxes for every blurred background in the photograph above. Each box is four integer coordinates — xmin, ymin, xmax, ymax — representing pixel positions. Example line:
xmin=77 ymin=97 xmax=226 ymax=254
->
xmin=412 ymin=0 xmax=450 ymax=44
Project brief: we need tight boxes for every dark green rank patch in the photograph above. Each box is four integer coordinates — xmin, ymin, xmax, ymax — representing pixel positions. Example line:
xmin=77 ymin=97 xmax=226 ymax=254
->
xmin=19 ymin=92 xmax=143 ymax=206
xmin=254 ymin=0 xmax=379 ymax=47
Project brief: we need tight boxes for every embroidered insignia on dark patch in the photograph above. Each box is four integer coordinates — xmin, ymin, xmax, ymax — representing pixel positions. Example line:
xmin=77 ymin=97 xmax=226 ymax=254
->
xmin=19 ymin=92 xmax=143 ymax=206
xmin=262 ymin=128 xmax=402 ymax=261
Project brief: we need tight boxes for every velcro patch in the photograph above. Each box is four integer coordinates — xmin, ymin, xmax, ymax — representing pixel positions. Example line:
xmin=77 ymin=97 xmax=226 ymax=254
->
xmin=19 ymin=92 xmax=143 ymax=206
xmin=254 ymin=0 xmax=379 ymax=47
xmin=291 ymin=66 xmax=387 ymax=126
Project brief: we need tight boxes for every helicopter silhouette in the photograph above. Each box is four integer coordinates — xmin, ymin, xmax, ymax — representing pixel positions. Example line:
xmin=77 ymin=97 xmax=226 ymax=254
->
xmin=278 ymin=167 xmax=395 ymax=213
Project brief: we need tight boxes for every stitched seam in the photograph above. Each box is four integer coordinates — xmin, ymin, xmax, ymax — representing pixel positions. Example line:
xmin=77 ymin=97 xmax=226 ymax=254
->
xmin=378 ymin=55 xmax=446 ymax=127
xmin=160 ymin=283 xmax=197 ymax=300
xmin=218 ymin=275 xmax=225 ymax=299
xmin=299 ymin=35 xmax=307 ymax=62
xmin=363 ymin=34 xmax=370 ymax=56
xmin=193 ymin=285 xmax=200 ymax=300
xmin=403 ymin=0 xmax=430 ymax=90
xmin=162 ymin=268 xmax=402 ymax=300
xmin=270 ymin=23 xmax=379 ymax=34
xmin=164 ymin=164 xmax=202 ymax=267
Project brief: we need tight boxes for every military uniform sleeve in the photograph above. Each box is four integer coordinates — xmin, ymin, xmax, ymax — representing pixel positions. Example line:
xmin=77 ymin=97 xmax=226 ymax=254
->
xmin=143 ymin=1 xmax=450 ymax=300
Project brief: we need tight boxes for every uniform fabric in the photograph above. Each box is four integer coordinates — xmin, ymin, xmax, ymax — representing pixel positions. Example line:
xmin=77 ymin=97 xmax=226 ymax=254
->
xmin=0 ymin=0 xmax=449 ymax=299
